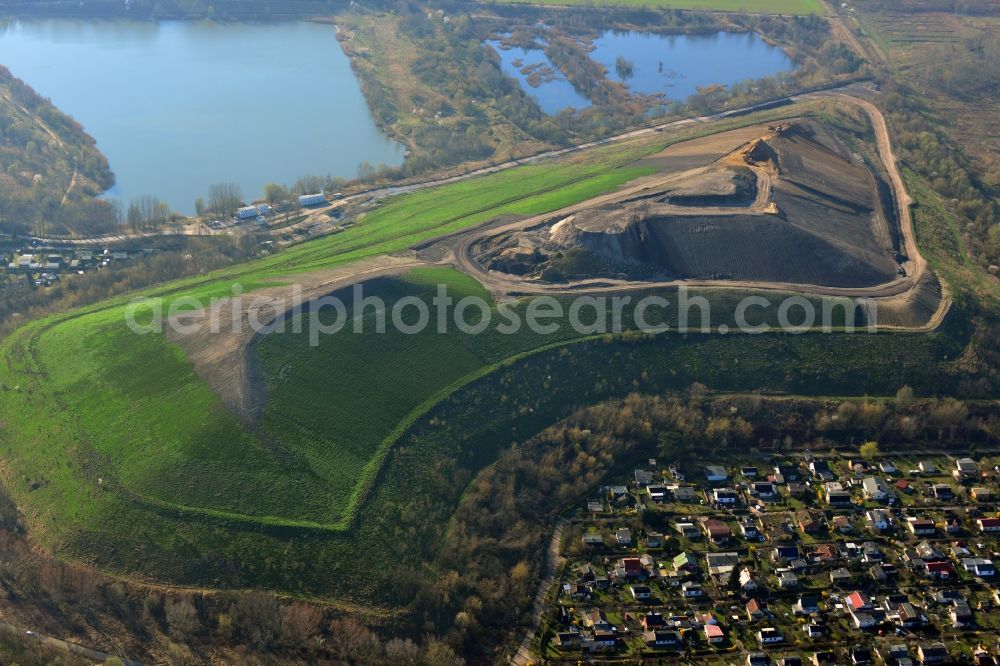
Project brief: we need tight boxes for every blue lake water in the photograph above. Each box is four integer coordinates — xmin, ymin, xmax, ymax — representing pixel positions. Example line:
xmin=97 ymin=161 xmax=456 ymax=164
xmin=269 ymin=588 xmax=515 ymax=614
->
xmin=0 ymin=19 xmax=405 ymax=214
xmin=486 ymin=40 xmax=592 ymax=115
xmin=590 ymin=30 xmax=796 ymax=101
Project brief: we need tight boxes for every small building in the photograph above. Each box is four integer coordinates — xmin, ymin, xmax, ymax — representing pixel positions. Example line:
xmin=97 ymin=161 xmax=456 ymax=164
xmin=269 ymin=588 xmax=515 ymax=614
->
xmin=682 ymin=582 xmax=703 ymax=598
xmin=918 ymin=460 xmax=938 ymax=475
xmin=961 ymin=557 xmax=996 ymax=577
xmin=758 ymin=627 xmax=783 ymax=645
xmin=977 ymin=517 xmax=1000 ymax=533
xmin=704 ymin=623 xmax=725 ymax=644
xmin=704 ymin=465 xmax=728 ymax=482
xmin=298 ymin=192 xmax=327 ymax=207
xmin=867 ymin=509 xmax=891 ymax=531
xmin=235 ymin=205 xmax=258 ymax=220
xmin=862 ymin=477 xmax=890 ymax=501
xmin=970 ymin=487 xmax=992 ymax=502
xmin=794 ymin=595 xmax=820 ymax=615
xmin=917 ymin=643 xmax=949 ymax=663
xmin=931 ymin=483 xmax=953 ymax=500
xmin=643 ymin=628 xmax=681 ymax=648
xmin=674 ymin=522 xmax=701 ymax=540
xmin=702 ymin=519 xmax=732 ymax=543
xmin=712 ymin=487 xmax=739 ymax=505
xmin=630 ymin=584 xmax=652 ymax=600
xmin=907 ymin=517 xmax=936 ymax=536
xmin=955 ymin=457 xmax=978 ymax=476
xmin=615 ymin=527 xmax=632 ymax=546
xmin=797 ymin=511 xmax=823 ymax=534
xmin=746 ymin=598 xmax=766 ymax=620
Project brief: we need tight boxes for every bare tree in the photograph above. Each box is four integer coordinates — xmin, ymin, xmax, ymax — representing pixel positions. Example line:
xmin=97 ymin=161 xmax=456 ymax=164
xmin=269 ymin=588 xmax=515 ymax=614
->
xmin=207 ymin=182 xmax=243 ymax=218
xmin=166 ymin=597 xmax=200 ymax=641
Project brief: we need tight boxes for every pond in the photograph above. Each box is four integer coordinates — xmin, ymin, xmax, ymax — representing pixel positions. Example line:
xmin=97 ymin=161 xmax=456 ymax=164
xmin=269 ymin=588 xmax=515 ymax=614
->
xmin=485 ymin=39 xmax=592 ymax=115
xmin=590 ymin=30 xmax=796 ymax=102
xmin=0 ymin=19 xmax=405 ymax=214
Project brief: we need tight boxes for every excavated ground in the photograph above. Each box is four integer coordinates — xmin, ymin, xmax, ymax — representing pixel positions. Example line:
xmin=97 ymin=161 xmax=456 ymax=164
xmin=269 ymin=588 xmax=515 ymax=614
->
xmin=474 ymin=120 xmax=904 ymax=289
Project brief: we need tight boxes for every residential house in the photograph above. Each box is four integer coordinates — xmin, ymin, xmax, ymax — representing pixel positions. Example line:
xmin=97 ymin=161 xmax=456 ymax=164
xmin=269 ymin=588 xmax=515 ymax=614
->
xmin=590 ymin=627 xmax=617 ymax=650
xmin=646 ymin=531 xmax=664 ymax=549
xmin=907 ymin=517 xmax=936 ymax=536
xmin=750 ymin=481 xmax=778 ymax=499
xmin=712 ymin=487 xmax=739 ymax=506
xmin=962 ymin=557 xmax=996 ymax=577
xmin=956 ymin=457 xmax=979 ymax=477
xmin=634 ymin=469 xmax=654 ymax=487
xmin=647 ymin=485 xmax=668 ymax=502
xmin=794 ymin=595 xmax=820 ymax=615
xmin=971 ymin=487 xmax=992 ymax=502
xmin=673 ymin=552 xmax=697 ymax=571
xmin=674 ymin=522 xmax=701 ymax=540
xmin=847 ymin=591 xmax=873 ymax=611
xmin=977 ymin=517 xmax=1000 ymax=533
xmin=825 ymin=482 xmax=852 ymax=506
xmin=741 ymin=466 xmax=759 ymax=478
xmin=643 ymin=629 xmax=681 ymax=648
xmin=747 ymin=653 xmax=772 ymax=666
xmin=739 ymin=567 xmax=758 ymax=592
xmin=670 ymin=485 xmax=697 ymax=502
xmin=897 ymin=602 xmax=923 ymax=628
xmin=581 ymin=534 xmax=605 ymax=548
xmin=581 ymin=608 xmax=611 ymax=629
xmin=615 ymin=528 xmax=632 ymax=546
xmin=832 ymin=515 xmax=853 ymax=533
xmin=746 ymin=598 xmax=766 ymax=620
xmin=682 ymin=582 xmax=703 ymax=598
xmin=780 ymin=658 xmax=803 ymax=666
xmin=778 ymin=571 xmax=799 ymax=588
xmin=616 ymin=557 xmax=645 ymax=580
xmin=851 ymin=647 xmax=874 ymax=665
xmin=810 ymin=460 xmax=834 ymax=479
xmin=862 ymin=476 xmax=890 ymax=501
xmin=862 ymin=541 xmax=884 ymax=563
xmin=879 ymin=460 xmax=897 ymax=474
xmin=951 ymin=600 xmax=973 ymax=627
xmin=555 ymin=629 xmax=581 ymax=648
xmin=797 ymin=511 xmax=823 ymax=535
xmin=758 ymin=627 xmax=784 ymax=645
xmin=704 ymin=465 xmax=728 ymax=483
xmin=704 ymin=623 xmax=725 ymax=644
xmin=630 ymin=584 xmax=652 ymax=601
xmin=805 ymin=623 xmax=824 ymax=639
xmin=740 ymin=517 xmax=761 ymax=540
xmin=705 ymin=552 xmax=740 ymax=576
xmin=701 ymin=518 xmax=732 ymax=543
xmin=931 ymin=483 xmax=954 ymax=500
xmin=918 ymin=461 xmax=938 ymax=475
xmin=813 ymin=651 xmax=838 ymax=665
xmin=641 ymin=612 xmax=666 ymax=630
xmin=867 ymin=509 xmax=891 ymax=531
xmin=925 ymin=561 xmax=956 ymax=579
xmin=849 ymin=608 xmax=878 ymax=629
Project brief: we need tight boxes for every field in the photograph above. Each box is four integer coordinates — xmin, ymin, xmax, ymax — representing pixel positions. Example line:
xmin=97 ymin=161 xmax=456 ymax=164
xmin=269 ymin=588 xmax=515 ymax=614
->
xmin=482 ymin=0 xmax=828 ymax=14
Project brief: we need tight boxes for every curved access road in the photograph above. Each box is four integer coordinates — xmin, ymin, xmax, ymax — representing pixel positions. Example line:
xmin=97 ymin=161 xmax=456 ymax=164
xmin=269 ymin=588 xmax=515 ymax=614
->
xmin=447 ymin=93 xmax=949 ymax=332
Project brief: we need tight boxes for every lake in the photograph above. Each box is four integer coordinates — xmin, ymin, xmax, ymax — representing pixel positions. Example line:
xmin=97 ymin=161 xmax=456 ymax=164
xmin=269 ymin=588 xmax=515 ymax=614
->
xmin=0 ymin=19 xmax=404 ymax=214
xmin=487 ymin=30 xmax=795 ymax=116
xmin=590 ymin=30 xmax=796 ymax=101
xmin=485 ymin=39 xmax=592 ymax=115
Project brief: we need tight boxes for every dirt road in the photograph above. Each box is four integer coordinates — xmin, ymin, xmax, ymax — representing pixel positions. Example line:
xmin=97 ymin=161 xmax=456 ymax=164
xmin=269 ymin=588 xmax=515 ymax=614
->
xmin=0 ymin=620 xmax=144 ymax=666
xmin=510 ymin=517 xmax=567 ymax=666
xmin=446 ymin=93 xmax=949 ymax=333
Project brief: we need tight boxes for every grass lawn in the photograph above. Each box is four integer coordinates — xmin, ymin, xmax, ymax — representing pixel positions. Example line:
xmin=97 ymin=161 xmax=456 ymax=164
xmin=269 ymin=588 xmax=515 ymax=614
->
xmin=483 ymin=0 xmax=828 ymax=15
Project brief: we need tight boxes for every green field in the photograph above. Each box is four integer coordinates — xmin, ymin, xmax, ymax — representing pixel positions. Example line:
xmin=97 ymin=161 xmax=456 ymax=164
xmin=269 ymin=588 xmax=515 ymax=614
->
xmin=482 ymin=0 xmax=828 ymax=15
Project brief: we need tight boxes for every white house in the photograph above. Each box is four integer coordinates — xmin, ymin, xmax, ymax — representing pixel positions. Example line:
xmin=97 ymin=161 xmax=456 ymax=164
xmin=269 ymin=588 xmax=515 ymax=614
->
xmin=866 ymin=509 xmax=891 ymax=531
xmin=235 ymin=205 xmax=258 ymax=220
xmin=862 ymin=477 xmax=890 ymax=501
